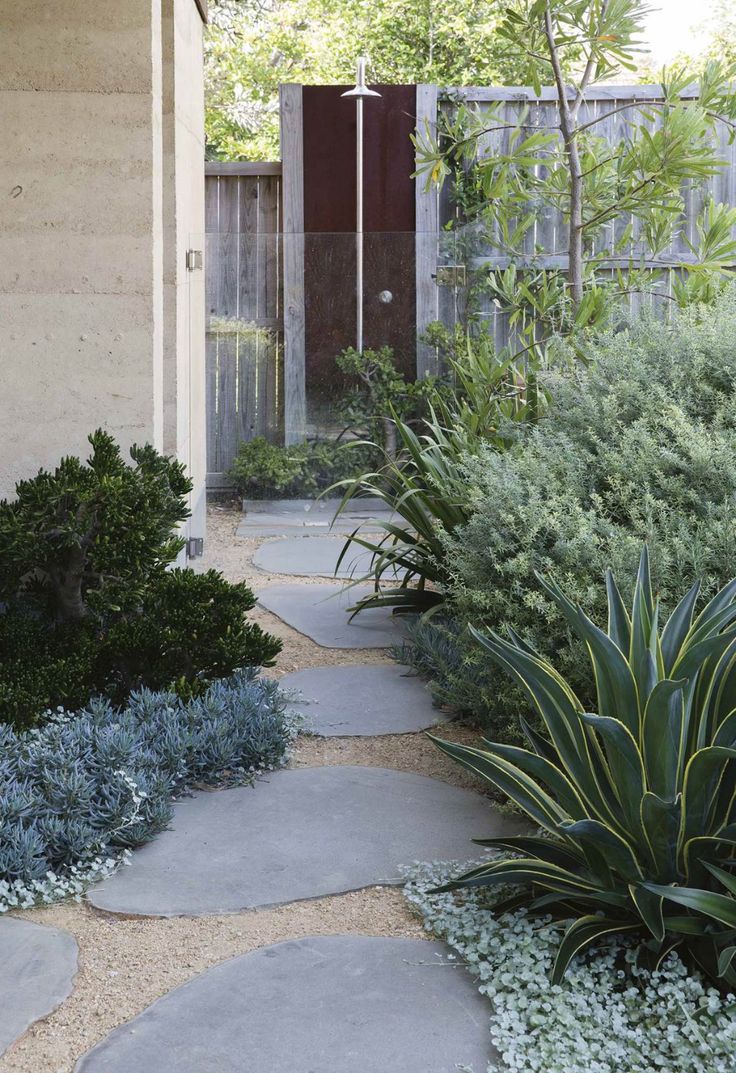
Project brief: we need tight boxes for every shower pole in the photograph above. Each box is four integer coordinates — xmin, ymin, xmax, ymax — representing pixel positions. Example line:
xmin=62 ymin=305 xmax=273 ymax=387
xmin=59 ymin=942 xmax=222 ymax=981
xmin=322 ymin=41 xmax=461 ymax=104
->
xmin=341 ymin=58 xmax=381 ymax=353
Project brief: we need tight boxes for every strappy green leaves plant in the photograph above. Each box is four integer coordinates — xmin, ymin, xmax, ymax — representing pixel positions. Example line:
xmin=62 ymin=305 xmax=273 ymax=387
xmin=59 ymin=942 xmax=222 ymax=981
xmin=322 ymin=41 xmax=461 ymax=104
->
xmin=431 ymin=548 xmax=736 ymax=987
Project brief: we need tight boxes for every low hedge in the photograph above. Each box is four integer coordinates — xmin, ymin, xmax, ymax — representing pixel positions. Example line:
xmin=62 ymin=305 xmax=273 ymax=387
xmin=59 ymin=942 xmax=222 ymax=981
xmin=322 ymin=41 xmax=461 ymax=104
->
xmin=0 ymin=670 xmax=299 ymax=911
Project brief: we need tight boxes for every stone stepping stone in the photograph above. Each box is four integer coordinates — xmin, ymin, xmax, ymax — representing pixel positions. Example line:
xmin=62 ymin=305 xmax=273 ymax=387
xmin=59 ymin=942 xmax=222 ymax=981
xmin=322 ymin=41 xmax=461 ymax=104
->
xmin=75 ymin=936 xmax=492 ymax=1073
xmin=88 ymin=766 xmax=516 ymax=916
xmin=237 ymin=498 xmax=393 ymax=539
xmin=0 ymin=917 xmax=78 ymax=1057
xmin=258 ymin=583 xmax=405 ymax=648
xmin=282 ymin=664 xmax=447 ymax=736
xmin=254 ymin=536 xmax=386 ymax=579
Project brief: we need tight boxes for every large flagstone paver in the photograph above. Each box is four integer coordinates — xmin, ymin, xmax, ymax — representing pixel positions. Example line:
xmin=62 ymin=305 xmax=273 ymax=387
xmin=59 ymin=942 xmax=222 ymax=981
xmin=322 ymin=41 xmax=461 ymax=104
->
xmin=88 ymin=766 xmax=517 ymax=916
xmin=75 ymin=936 xmax=492 ymax=1073
xmin=254 ymin=535 xmax=376 ymax=578
xmin=258 ymin=583 xmax=405 ymax=648
xmin=282 ymin=664 xmax=447 ymax=735
xmin=0 ymin=918 xmax=78 ymax=1056
xmin=237 ymin=497 xmax=394 ymax=539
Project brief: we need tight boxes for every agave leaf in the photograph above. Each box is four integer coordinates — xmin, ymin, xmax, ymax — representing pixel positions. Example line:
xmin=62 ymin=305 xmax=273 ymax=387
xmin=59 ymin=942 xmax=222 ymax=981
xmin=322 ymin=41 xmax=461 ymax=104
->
xmin=641 ymin=792 xmax=681 ymax=882
xmin=561 ymin=819 xmax=644 ymax=883
xmin=479 ymin=740 xmax=588 ymax=820
xmin=551 ymin=915 xmax=640 ymax=984
xmin=703 ymin=860 xmax=736 ymax=897
xmin=428 ymin=735 xmax=566 ymax=831
xmin=644 ymin=881 xmax=736 ymax=928
xmin=681 ymin=746 xmax=736 ymax=848
xmin=687 ymin=578 xmax=736 ymax=639
xmin=630 ymin=547 xmax=660 ymax=703
xmin=683 ymin=835 xmax=736 ymax=887
xmin=519 ymin=715 xmax=559 ymax=763
xmin=629 ymin=884 xmax=665 ymax=941
xmin=581 ymin=715 xmax=646 ymax=839
xmin=434 ymin=856 xmax=604 ymax=898
xmin=606 ymin=567 xmax=631 ymax=654
xmin=642 ymin=680 xmax=687 ymax=799
xmin=468 ymin=627 xmax=606 ymax=811
xmin=661 ymin=580 xmax=700 ymax=675
xmin=712 ymin=654 xmax=736 ymax=731
xmin=472 ymin=835 xmax=584 ymax=870
xmin=717 ymin=945 xmax=736 ymax=979
xmin=536 ymin=573 xmax=641 ymax=736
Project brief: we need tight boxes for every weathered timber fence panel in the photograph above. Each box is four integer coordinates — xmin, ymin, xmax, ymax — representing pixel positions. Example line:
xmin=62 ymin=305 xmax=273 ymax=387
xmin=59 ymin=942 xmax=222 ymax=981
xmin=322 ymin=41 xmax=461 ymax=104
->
xmin=204 ymin=162 xmax=283 ymax=488
xmin=203 ymin=85 xmax=736 ymax=477
xmin=435 ymin=85 xmax=736 ymax=349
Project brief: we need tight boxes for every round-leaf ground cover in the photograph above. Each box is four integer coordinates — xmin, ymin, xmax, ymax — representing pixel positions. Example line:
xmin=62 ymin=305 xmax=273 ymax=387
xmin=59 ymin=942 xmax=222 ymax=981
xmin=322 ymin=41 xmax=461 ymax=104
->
xmin=405 ymin=861 xmax=736 ymax=1073
xmin=88 ymin=767 xmax=522 ymax=916
xmin=75 ymin=936 xmax=493 ymax=1073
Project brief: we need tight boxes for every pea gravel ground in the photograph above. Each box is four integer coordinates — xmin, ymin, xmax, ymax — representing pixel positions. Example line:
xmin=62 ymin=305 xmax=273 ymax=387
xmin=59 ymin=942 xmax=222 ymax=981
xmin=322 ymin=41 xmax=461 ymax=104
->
xmin=0 ymin=505 xmax=483 ymax=1073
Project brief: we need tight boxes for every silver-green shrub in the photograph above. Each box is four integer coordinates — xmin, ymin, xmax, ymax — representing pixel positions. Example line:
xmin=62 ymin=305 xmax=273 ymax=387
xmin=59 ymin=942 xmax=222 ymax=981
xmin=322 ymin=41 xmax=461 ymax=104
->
xmin=436 ymin=288 xmax=736 ymax=733
xmin=0 ymin=670 xmax=299 ymax=911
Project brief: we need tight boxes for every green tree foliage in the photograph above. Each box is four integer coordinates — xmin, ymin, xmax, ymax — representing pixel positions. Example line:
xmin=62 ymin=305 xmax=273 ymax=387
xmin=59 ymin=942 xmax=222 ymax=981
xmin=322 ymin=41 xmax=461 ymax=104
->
xmin=416 ymin=1 xmax=736 ymax=357
xmin=206 ymin=0 xmax=530 ymax=159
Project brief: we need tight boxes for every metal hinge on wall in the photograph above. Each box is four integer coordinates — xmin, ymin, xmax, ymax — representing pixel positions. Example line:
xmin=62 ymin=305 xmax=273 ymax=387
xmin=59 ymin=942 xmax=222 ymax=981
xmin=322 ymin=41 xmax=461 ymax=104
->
xmin=187 ymin=537 xmax=204 ymax=559
xmin=186 ymin=249 xmax=203 ymax=271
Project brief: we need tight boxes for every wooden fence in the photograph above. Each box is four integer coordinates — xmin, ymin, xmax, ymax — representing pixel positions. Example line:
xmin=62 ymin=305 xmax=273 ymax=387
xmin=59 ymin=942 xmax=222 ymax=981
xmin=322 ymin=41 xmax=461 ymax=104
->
xmin=431 ymin=85 xmax=736 ymax=352
xmin=205 ymin=85 xmax=736 ymax=486
xmin=204 ymin=161 xmax=282 ymax=487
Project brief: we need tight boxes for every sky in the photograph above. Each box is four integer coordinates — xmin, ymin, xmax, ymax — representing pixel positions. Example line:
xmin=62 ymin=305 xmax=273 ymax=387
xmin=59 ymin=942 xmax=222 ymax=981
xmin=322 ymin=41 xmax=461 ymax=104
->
xmin=640 ymin=0 xmax=719 ymax=66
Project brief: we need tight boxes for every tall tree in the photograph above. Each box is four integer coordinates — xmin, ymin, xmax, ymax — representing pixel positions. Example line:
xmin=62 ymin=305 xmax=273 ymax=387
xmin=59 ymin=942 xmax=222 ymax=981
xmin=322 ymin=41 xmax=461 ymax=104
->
xmin=206 ymin=0 xmax=529 ymax=159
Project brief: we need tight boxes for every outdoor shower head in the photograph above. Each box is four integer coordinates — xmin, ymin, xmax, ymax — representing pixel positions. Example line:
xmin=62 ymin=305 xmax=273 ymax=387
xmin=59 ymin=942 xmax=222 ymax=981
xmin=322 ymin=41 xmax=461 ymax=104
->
xmin=341 ymin=56 xmax=382 ymax=99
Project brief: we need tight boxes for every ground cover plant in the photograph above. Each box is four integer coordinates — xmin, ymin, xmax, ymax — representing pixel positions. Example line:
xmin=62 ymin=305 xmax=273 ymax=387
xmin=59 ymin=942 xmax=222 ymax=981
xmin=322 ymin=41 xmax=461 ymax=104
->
xmin=405 ymin=860 xmax=736 ymax=1073
xmin=0 ymin=431 xmax=281 ymax=727
xmin=0 ymin=671 xmax=299 ymax=912
xmin=431 ymin=548 xmax=736 ymax=989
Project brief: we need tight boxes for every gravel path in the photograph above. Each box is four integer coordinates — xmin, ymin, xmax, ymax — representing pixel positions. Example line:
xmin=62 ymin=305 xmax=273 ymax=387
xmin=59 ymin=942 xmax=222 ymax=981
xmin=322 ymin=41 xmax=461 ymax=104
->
xmin=0 ymin=505 xmax=483 ymax=1073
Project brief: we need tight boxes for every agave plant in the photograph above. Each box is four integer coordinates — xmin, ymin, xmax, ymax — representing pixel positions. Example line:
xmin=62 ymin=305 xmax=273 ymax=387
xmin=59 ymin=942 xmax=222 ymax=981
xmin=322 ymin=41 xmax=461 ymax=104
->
xmin=431 ymin=548 xmax=736 ymax=987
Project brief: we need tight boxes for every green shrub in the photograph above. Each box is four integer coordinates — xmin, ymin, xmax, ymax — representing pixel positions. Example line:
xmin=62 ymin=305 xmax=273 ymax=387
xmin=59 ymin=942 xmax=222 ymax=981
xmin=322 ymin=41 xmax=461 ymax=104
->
xmin=439 ymin=291 xmax=736 ymax=730
xmin=0 ymin=432 xmax=282 ymax=728
xmin=102 ymin=569 xmax=281 ymax=700
xmin=229 ymin=436 xmax=380 ymax=499
xmin=0 ymin=429 xmax=191 ymax=622
xmin=432 ymin=549 xmax=736 ymax=989
xmin=0 ymin=611 xmax=98 ymax=730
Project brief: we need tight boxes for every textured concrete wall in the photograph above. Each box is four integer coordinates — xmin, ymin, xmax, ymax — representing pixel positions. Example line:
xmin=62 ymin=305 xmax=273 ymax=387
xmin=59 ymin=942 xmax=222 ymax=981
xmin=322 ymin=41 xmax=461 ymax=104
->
xmin=0 ymin=0 xmax=205 ymax=545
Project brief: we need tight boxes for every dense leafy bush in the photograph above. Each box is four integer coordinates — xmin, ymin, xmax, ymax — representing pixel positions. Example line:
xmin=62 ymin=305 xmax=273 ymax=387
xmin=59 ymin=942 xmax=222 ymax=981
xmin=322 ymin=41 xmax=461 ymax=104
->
xmin=406 ymin=861 xmax=736 ymax=1073
xmin=0 ymin=572 xmax=281 ymax=729
xmin=102 ymin=569 xmax=281 ymax=700
xmin=0 ymin=431 xmax=281 ymax=728
xmin=230 ymin=436 xmax=380 ymax=499
xmin=436 ymin=293 xmax=736 ymax=726
xmin=0 ymin=671 xmax=299 ymax=911
xmin=432 ymin=550 xmax=736 ymax=989
xmin=0 ymin=429 xmax=191 ymax=622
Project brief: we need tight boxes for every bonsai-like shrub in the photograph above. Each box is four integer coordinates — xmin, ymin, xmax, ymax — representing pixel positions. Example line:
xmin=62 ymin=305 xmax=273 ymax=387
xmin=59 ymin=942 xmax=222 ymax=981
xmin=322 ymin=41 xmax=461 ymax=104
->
xmin=0 ymin=432 xmax=282 ymax=727
xmin=437 ymin=291 xmax=736 ymax=729
xmin=432 ymin=550 xmax=736 ymax=989
xmin=102 ymin=569 xmax=282 ymax=700
xmin=0 ymin=429 xmax=191 ymax=622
